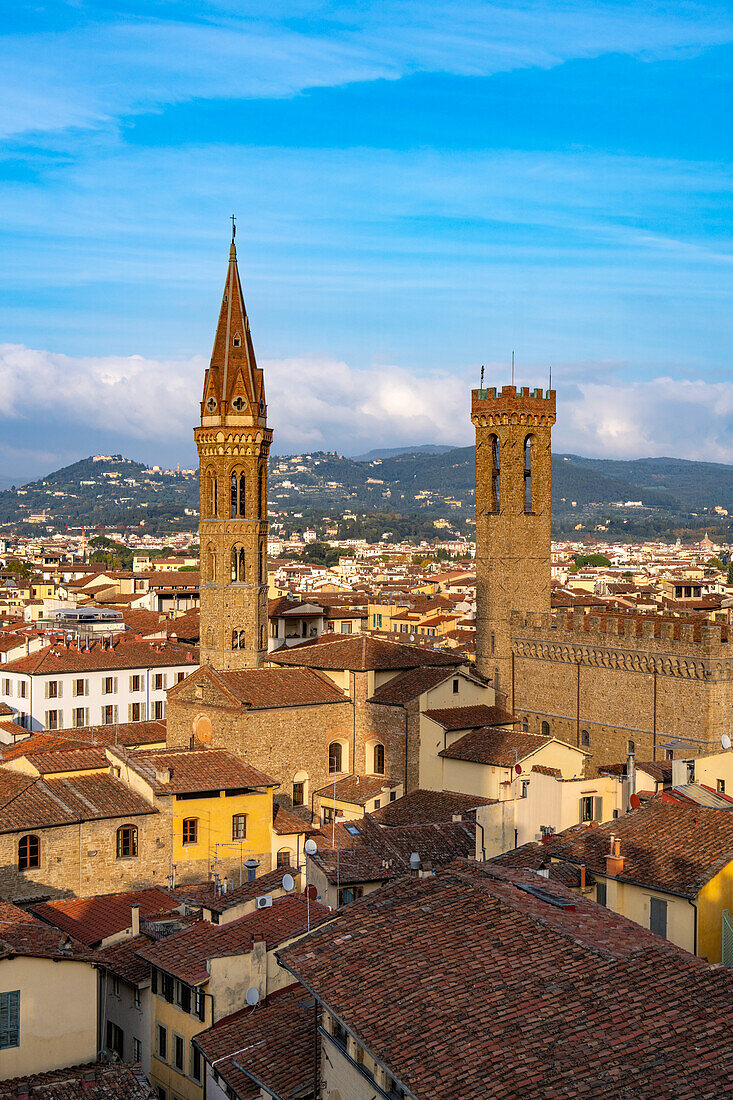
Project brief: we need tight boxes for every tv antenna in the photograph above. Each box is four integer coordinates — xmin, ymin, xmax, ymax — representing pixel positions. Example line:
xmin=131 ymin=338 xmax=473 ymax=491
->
xmin=511 ymin=350 xmax=515 ymax=387
xmin=480 ymin=364 xmax=484 ymax=388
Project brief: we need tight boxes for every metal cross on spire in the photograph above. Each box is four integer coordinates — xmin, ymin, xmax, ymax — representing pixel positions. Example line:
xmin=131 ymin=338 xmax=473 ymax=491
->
xmin=231 ymin=213 xmax=236 ymax=241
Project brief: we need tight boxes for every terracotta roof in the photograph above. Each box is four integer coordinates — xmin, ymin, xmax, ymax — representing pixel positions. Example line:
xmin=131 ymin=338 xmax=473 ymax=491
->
xmin=107 ymin=746 xmax=278 ymax=794
xmin=313 ymin=773 xmax=401 ymax=805
xmin=0 ymin=1063 xmax=155 ymax=1099
xmin=96 ymin=932 xmax=152 ymax=985
xmin=439 ymin=727 xmax=555 ymax=767
xmin=546 ymin=800 xmax=733 ymax=898
xmin=490 ymin=842 xmax=595 ymax=888
xmin=31 ymin=887 xmax=178 ymax=946
xmin=15 ymin=745 xmax=109 ymax=774
xmin=371 ymin=788 xmax=497 ymax=826
xmin=279 ymin=861 xmax=733 ymax=1099
xmin=269 ymin=632 xmax=462 ymax=671
xmin=137 ymin=895 xmax=332 ymax=985
xmin=192 ymin=666 xmax=347 ymax=709
xmin=194 ymin=983 xmax=315 ymax=1100
xmin=166 ymin=607 xmax=200 ymax=640
xmin=423 ymin=705 xmax=518 ymax=729
xmin=368 ymin=666 xmax=461 ymax=705
xmin=599 ymin=760 xmax=672 ymax=785
xmin=3 ymin=639 xmax=198 ymax=675
xmin=170 ymin=867 xmax=301 ymax=916
xmin=0 ymin=732 xmax=87 ymax=762
xmin=0 ymin=632 xmax=30 ymax=652
xmin=0 ymin=771 xmax=157 ymax=833
xmin=0 ymin=901 xmax=97 ymax=963
xmin=273 ymin=801 xmax=315 ymax=835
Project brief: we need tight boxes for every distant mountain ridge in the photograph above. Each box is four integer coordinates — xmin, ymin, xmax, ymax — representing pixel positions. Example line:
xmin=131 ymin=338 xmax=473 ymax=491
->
xmin=350 ymin=444 xmax=455 ymax=461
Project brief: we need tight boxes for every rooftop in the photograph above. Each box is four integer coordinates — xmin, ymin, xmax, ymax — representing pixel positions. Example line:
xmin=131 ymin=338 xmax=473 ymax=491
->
xmin=0 ymin=770 xmax=157 ymax=834
xmin=0 ymin=1063 xmax=155 ymax=1099
xmin=423 ymin=704 xmax=518 ymax=729
xmin=107 ymin=745 xmax=278 ymax=794
xmin=31 ymin=887 xmax=178 ymax=946
xmin=438 ymin=727 xmax=558 ymax=768
xmin=371 ymin=788 xmax=497 ymax=826
xmin=269 ymin=632 xmax=462 ymax=672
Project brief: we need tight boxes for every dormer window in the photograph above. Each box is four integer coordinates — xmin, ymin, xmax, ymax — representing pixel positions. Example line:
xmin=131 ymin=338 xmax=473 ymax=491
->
xmin=233 ymin=332 xmax=241 ymax=347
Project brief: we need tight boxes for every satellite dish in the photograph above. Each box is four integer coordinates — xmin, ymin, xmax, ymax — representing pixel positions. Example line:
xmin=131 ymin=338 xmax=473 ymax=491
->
xmin=282 ymin=873 xmax=295 ymax=892
xmin=722 ymin=733 xmax=732 ymax=751
xmin=304 ymin=838 xmax=317 ymax=856
xmin=245 ymin=987 xmax=260 ymax=1007
xmin=515 ymin=763 xmax=522 ymax=774
xmin=305 ymin=884 xmax=318 ymax=901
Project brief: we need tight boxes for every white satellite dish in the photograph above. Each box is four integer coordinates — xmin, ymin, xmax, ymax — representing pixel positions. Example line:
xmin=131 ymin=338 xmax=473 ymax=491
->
xmin=282 ymin=873 xmax=295 ymax=892
xmin=245 ymin=986 xmax=260 ymax=1007
xmin=304 ymin=838 xmax=318 ymax=856
xmin=722 ymin=733 xmax=732 ymax=751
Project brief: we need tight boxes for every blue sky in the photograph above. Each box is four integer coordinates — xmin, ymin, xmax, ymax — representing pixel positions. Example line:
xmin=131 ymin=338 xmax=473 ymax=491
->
xmin=1 ymin=1 xmax=732 ymax=478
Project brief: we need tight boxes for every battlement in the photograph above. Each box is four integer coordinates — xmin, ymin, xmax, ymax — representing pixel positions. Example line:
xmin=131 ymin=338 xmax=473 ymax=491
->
xmin=510 ymin=609 xmax=730 ymax=651
xmin=471 ymin=385 xmax=556 ymax=427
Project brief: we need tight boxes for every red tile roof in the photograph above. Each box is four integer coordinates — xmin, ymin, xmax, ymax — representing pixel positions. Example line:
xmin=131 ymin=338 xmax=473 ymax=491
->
xmin=107 ymin=745 xmax=278 ymax=794
xmin=194 ymin=983 xmax=315 ymax=1100
xmin=170 ymin=867 xmax=302 ymax=916
xmin=3 ymin=639 xmax=198 ymax=675
xmin=546 ymin=799 xmax=733 ymax=897
xmin=182 ymin=665 xmax=347 ymax=709
xmin=96 ymin=932 xmax=152 ymax=985
xmin=0 ymin=771 xmax=157 ymax=833
xmin=368 ymin=666 xmax=460 ymax=705
xmin=269 ymin=632 xmax=462 ymax=671
xmin=313 ymin=773 xmax=401 ymax=805
xmin=137 ymin=895 xmax=332 ymax=985
xmin=31 ymin=888 xmax=177 ymax=946
xmin=0 ymin=1063 xmax=155 ymax=1099
xmin=371 ymin=788 xmax=497 ymax=826
xmin=439 ymin=727 xmax=556 ymax=767
xmin=17 ymin=745 xmax=110 ymax=774
xmin=273 ymin=801 xmax=315 ymax=835
xmin=0 ymin=902 xmax=97 ymax=963
xmin=423 ymin=704 xmax=518 ymax=729
xmin=279 ymin=861 xmax=733 ymax=1099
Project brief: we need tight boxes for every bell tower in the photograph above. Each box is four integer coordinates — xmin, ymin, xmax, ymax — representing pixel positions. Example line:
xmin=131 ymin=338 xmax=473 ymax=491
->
xmin=194 ymin=230 xmax=272 ymax=670
xmin=471 ymin=385 xmax=556 ymax=703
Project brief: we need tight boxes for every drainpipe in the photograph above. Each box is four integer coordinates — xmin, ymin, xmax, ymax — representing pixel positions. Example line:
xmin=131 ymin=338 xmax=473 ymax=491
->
xmin=688 ymin=898 xmax=698 ymax=957
xmin=403 ymin=705 xmax=409 ymax=792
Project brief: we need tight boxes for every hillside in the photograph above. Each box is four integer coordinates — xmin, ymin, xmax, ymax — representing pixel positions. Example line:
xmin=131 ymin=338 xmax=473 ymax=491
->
xmin=0 ymin=449 xmax=729 ymax=539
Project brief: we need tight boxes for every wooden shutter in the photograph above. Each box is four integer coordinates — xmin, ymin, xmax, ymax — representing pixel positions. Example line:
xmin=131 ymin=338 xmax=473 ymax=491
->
xmin=594 ymin=796 xmax=603 ymax=821
xmin=650 ymin=897 xmax=667 ymax=938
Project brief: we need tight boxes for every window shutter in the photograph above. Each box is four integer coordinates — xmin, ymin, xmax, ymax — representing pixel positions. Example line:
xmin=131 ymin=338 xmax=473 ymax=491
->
xmin=44 ymin=682 xmax=50 ymax=700
xmin=58 ymin=681 xmax=63 ymax=698
xmin=141 ymin=703 xmax=146 ymax=720
xmin=113 ymin=677 xmax=118 ymax=693
xmin=128 ymin=704 xmax=133 ymax=722
xmin=113 ymin=705 xmax=118 ymax=723
xmin=85 ymin=679 xmax=89 ymax=696
xmin=129 ymin=675 xmax=134 ymax=691
xmin=85 ymin=708 xmax=90 ymax=725
xmin=594 ymin=796 xmax=603 ymax=821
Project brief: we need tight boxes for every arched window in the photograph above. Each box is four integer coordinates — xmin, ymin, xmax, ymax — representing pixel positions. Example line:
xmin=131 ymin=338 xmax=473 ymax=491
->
xmin=232 ymin=629 xmax=246 ymax=650
xmin=628 ymin=739 xmax=636 ymax=756
xmin=18 ymin=834 xmax=39 ymax=871
xmin=259 ymin=543 xmax=265 ymax=584
xmin=524 ymin=434 xmax=535 ymax=513
xmin=328 ymin=742 xmax=343 ymax=774
xmin=231 ymin=545 xmax=246 ymax=583
xmin=206 ymin=470 xmax=218 ymax=518
xmin=581 ymin=729 xmax=590 ymax=747
xmin=541 ymin=720 xmax=550 ymax=738
xmin=116 ymin=824 xmax=138 ymax=858
xmin=277 ymin=849 xmax=291 ymax=868
xmin=182 ymin=818 xmax=198 ymax=845
xmin=292 ymin=771 xmax=308 ymax=807
xmin=489 ymin=434 xmax=500 ymax=512
xmin=232 ymin=814 xmax=247 ymax=840
xmin=373 ymin=743 xmax=385 ymax=775
xmin=522 ymin=716 xmax=529 ymax=733
xmin=230 ymin=470 xmax=246 ymax=518
xmin=258 ymin=465 xmax=265 ymax=518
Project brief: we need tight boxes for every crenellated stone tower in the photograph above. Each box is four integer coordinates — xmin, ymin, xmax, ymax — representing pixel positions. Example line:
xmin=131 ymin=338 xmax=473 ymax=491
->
xmin=471 ymin=384 xmax=556 ymax=704
xmin=194 ymin=233 xmax=272 ymax=670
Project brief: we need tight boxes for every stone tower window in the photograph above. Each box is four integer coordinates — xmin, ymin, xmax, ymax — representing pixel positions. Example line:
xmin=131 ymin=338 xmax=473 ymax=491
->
xmin=581 ymin=729 xmax=590 ymax=747
xmin=258 ymin=464 xmax=265 ymax=518
xmin=328 ymin=742 xmax=343 ymax=774
xmin=373 ymin=743 xmax=385 ymax=775
xmin=232 ymin=629 xmax=246 ymax=649
xmin=233 ymin=332 xmax=241 ymax=347
xmin=231 ymin=545 xmax=245 ymax=582
xmin=232 ymin=396 xmax=246 ymax=412
xmin=208 ymin=473 xmax=218 ymax=517
xmin=230 ymin=470 xmax=246 ymax=518
xmin=489 ymin=435 xmax=500 ymax=512
xmin=259 ymin=543 xmax=265 ymax=583
xmin=206 ymin=395 xmax=218 ymax=413
xmin=541 ymin=720 xmax=550 ymax=737
xmin=524 ymin=434 xmax=535 ymax=513
xmin=522 ymin=716 xmax=529 ymax=732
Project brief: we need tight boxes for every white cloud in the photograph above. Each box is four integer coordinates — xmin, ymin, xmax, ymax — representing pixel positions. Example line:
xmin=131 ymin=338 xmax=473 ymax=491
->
xmin=0 ymin=346 xmax=731 ymax=479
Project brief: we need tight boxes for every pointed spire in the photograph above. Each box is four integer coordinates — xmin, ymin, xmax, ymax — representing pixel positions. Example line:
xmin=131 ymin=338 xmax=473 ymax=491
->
xmin=201 ymin=229 xmax=266 ymax=421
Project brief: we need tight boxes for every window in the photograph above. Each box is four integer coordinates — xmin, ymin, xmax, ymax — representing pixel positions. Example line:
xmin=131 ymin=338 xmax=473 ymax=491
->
xmin=232 ymin=814 xmax=247 ymax=840
xmin=259 ymin=543 xmax=265 ymax=584
xmin=116 ymin=824 xmax=138 ymax=858
xmin=524 ymin=433 xmax=534 ymax=512
xmin=717 ymin=779 xmax=726 ymax=794
xmin=176 ymin=672 xmax=185 ymax=683
xmin=130 ymin=674 xmax=142 ymax=692
xmin=45 ymin=709 xmax=60 ymax=730
xmin=665 ymin=748 xmax=674 ymax=761
xmin=332 ymin=1019 xmax=348 ymax=1048
xmin=153 ymin=673 xmax=165 ymax=691
xmin=1 ymin=679 xmax=10 ymax=697
xmin=581 ymin=729 xmax=590 ymax=747
xmin=230 ymin=470 xmax=246 ymax=518
xmin=595 ymin=881 xmax=607 ymax=907
xmin=452 ymin=678 xmax=459 ymax=694
xmin=207 ymin=470 xmax=218 ymax=518
xmin=541 ymin=720 xmax=550 ymax=737
xmin=489 ymin=434 xmax=500 ymax=512
xmin=292 ymin=781 xmax=304 ymax=807
xmin=373 ymin=799 xmax=381 ymax=809
xmin=134 ymin=987 xmax=142 ymax=1010
xmin=258 ymin=464 xmax=265 ymax=518
xmin=182 ymin=818 xmax=198 ymax=845
xmin=231 ymin=544 xmax=246 ymax=583
xmin=390 ymin=791 xmax=397 ymax=802
xmin=152 ymin=701 xmax=164 ymax=720
xmin=46 ymin=680 xmax=60 ymax=699
xmin=133 ymin=1037 xmax=142 ymax=1063
xmin=341 ymin=619 xmax=351 ymax=634
xmin=156 ymin=1023 xmax=168 ymax=1061
xmin=328 ymin=742 xmax=343 ymax=774
xmin=233 ymin=332 xmax=241 ymax=347
xmin=373 ymin=743 xmax=385 ymax=775
xmin=650 ymin=897 xmax=667 ymax=939
xmin=111 ymin=974 xmax=120 ymax=997
xmin=0 ymin=991 xmax=19 ymax=1050
xmin=491 ymin=631 xmax=495 ymax=655
xmin=628 ymin=739 xmax=636 ymax=756
xmin=73 ymin=706 xmax=88 ymax=727
xmin=190 ymin=1043 xmax=202 ymax=1084
xmin=522 ymin=716 xmax=529 ymax=733
xmin=173 ymin=1032 xmax=185 ymax=1072
xmin=73 ymin=678 xmax=87 ymax=697
xmin=521 ymin=781 xmax=529 ymax=798
xmin=17 ymin=681 xmax=26 ymax=700
xmin=102 ymin=704 xmax=118 ymax=725
xmin=580 ymin=796 xmax=593 ymax=823
xmin=18 ymin=834 xmax=39 ymax=870
xmin=338 ymin=886 xmax=363 ymax=906
xmin=277 ymin=849 xmax=291 ymax=868
xmin=232 ymin=629 xmax=246 ymax=650
xmin=156 ymin=1088 xmax=167 ymax=1100
xmin=128 ymin=702 xmax=142 ymax=722
xmin=102 ymin=676 xmax=117 ymax=695
xmin=322 ymin=806 xmax=335 ymax=826
xmin=106 ymin=1020 xmax=124 ymax=1059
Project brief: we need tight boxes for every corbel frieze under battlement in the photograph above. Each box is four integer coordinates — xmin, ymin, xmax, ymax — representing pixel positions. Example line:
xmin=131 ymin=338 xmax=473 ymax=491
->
xmin=509 ymin=638 xmax=733 ymax=681
xmin=471 ymin=411 xmax=555 ymax=429
xmin=194 ymin=428 xmax=273 ymax=459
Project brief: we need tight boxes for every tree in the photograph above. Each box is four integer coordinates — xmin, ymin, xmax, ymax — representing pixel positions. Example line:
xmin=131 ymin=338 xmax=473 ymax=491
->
xmin=5 ymin=559 xmax=30 ymax=579
xmin=574 ymin=553 xmax=612 ymax=568
xmin=707 ymin=556 xmax=724 ymax=571
xmin=727 ymin=562 xmax=733 ymax=586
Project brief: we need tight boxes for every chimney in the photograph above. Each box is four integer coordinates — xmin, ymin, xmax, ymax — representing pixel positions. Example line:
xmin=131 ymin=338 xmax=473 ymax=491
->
xmin=131 ymin=903 xmax=140 ymax=937
xmin=579 ymin=865 xmax=586 ymax=890
xmin=155 ymin=767 xmax=172 ymax=785
xmin=605 ymin=835 xmax=625 ymax=877
xmin=245 ymin=859 xmax=259 ymax=884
